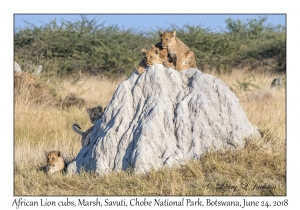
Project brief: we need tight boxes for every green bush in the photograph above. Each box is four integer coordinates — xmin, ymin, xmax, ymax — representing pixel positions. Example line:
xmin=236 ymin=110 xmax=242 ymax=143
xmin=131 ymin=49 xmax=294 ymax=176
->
xmin=234 ymin=76 xmax=260 ymax=91
xmin=14 ymin=15 xmax=286 ymax=78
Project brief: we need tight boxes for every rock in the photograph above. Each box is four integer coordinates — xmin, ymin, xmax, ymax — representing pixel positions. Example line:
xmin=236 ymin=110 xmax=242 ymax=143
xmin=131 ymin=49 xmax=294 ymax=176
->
xmin=14 ymin=61 xmax=22 ymax=72
xmin=67 ymin=65 xmax=261 ymax=175
xmin=270 ymin=78 xmax=283 ymax=88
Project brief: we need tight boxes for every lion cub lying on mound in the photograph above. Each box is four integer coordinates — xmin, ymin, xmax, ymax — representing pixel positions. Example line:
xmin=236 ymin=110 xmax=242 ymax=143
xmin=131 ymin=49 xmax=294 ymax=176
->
xmin=72 ymin=105 xmax=105 ymax=147
xmin=159 ymin=30 xmax=197 ymax=71
xmin=45 ymin=150 xmax=65 ymax=174
xmin=137 ymin=44 xmax=174 ymax=75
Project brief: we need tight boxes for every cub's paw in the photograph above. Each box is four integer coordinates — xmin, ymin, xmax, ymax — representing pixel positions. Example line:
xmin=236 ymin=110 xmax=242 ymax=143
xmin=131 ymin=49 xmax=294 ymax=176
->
xmin=163 ymin=60 xmax=174 ymax=68
xmin=137 ymin=66 xmax=145 ymax=75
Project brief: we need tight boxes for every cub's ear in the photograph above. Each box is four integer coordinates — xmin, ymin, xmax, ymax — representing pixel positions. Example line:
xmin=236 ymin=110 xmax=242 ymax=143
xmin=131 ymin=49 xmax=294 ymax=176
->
xmin=96 ymin=105 xmax=103 ymax=112
xmin=141 ymin=48 xmax=147 ymax=55
xmin=159 ymin=30 xmax=164 ymax=36
xmin=151 ymin=44 xmax=155 ymax=49
xmin=172 ymin=30 xmax=176 ymax=37
xmin=56 ymin=151 xmax=62 ymax=157
xmin=154 ymin=49 xmax=159 ymax=55
xmin=86 ymin=108 xmax=91 ymax=114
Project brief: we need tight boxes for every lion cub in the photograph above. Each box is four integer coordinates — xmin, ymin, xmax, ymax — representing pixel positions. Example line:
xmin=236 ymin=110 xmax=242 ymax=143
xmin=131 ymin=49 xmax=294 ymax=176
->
xmin=45 ymin=150 xmax=65 ymax=174
xmin=86 ymin=105 xmax=105 ymax=124
xmin=72 ymin=105 xmax=105 ymax=147
xmin=137 ymin=44 xmax=174 ymax=75
xmin=159 ymin=30 xmax=197 ymax=71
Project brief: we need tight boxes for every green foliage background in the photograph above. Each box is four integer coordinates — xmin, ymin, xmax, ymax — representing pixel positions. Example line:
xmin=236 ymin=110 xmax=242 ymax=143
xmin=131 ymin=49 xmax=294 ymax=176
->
xmin=14 ymin=15 xmax=286 ymax=77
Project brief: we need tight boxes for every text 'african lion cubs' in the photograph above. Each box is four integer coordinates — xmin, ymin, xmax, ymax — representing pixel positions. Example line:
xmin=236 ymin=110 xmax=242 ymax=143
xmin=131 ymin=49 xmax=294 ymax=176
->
xmin=159 ymin=30 xmax=197 ymax=71
xmin=137 ymin=44 xmax=174 ymax=75
xmin=72 ymin=105 xmax=105 ymax=147
xmin=45 ymin=150 xmax=65 ymax=174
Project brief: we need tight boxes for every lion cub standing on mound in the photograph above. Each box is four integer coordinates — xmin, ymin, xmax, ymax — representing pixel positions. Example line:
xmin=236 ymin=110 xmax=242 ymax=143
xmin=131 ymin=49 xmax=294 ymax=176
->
xmin=45 ymin=150 xmax=65 ymax=174
xmin=159 ymin=30 xmax=197 ymax=71
xmin=72 ymin=105 xmax=105 ymax=147
xmin=137 ymin=44 xmax=174 ymax=75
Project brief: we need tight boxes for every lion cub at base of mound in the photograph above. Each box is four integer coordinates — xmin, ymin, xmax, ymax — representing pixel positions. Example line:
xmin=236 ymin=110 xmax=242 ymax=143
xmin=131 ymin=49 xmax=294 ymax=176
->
xmin=159 ymin=30 xmax=197 ymax=71
xmin=137 ymin=44 xmax=174 ymax=75
xmin=45 ymin=150 xmax=65 ymax=174
xmin=72 ymin=105 xmax=105 ymax=147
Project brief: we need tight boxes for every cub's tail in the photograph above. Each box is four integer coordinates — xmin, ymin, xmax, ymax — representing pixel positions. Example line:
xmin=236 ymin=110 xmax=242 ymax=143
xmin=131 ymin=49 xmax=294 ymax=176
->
xmin=72 ymin=123 xmax=84 ymax=136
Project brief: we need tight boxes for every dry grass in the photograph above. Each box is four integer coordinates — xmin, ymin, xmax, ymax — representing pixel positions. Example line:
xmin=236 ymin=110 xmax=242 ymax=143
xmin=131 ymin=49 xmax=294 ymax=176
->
xmin=14 ymin=69 xmax=286 ymax=196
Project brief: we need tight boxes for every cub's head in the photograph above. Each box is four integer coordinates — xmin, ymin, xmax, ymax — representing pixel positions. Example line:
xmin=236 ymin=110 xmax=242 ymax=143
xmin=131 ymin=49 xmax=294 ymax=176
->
xmin=141 ymin=45 xmax=162 ymax=66
xmin=45 ymin=150 xmax=65 ymax=174
xmin=159 ymin=30 xmax=176 ymax=48
xmin=158 ymin=47 xmax=169 ymax=61
xmin=86 ymin=105 xmax=104 ymax=124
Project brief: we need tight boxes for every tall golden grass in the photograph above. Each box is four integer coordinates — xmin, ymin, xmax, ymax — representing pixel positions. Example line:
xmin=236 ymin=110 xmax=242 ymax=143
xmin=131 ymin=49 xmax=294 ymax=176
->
xmin=14 ymin=69 xmax=286 ymax=196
